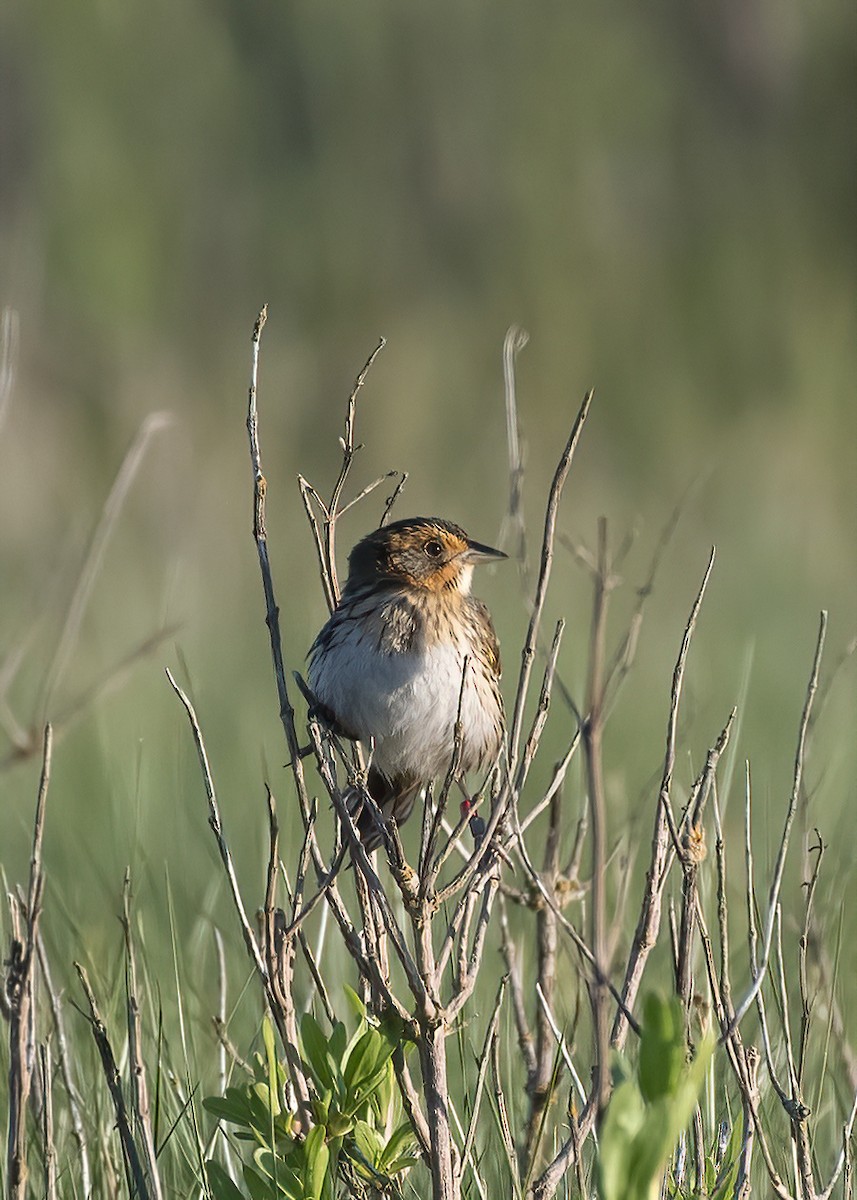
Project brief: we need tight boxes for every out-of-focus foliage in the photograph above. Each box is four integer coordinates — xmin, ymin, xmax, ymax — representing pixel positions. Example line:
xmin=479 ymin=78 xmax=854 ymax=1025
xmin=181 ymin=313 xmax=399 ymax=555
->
xmin=0 ymin=0 xmax=854 ymax=1061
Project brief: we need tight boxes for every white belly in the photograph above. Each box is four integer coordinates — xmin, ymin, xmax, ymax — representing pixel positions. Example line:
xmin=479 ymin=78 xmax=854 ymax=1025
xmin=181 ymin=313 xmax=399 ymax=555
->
xmin=309 ymin=631 xmax=500 ymax=782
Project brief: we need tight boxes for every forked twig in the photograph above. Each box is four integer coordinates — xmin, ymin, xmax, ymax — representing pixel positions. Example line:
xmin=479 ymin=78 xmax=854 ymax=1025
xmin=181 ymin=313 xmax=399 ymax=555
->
xmin=459 ymin=977 xmax=507 ymax=1180
xmin=612 ymin=546 xmax=716 ymax=1050
xmin=74 ymin=963 xmax=151 ymax=1200
xmin=165 ymin=671 xmax=287 ymax=1032
xmin=726 ymin=610 xmax=827 ymax=1037
xmin=508 ymin=391 xmax=593 ymax=775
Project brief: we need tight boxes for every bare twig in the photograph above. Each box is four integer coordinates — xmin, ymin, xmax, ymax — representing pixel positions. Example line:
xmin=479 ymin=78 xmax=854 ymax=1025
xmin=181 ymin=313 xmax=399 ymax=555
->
xmin=534 ymin=982 xmax=590 ymax=1116
xmin=582 ymin=517 xmax=612 ymax=1117
xmin=261 ymin=788 xmax=311 ymax=1112
xmin=599 ymin=477 xmax=698 ymax=716
xmin=498 ymin=896 xmax=536 ymax=1078
xmin=508 ymin=391 xmax=593 ymax=775
xmin=727 ymin=611 xmax=827 ymax=1036
xmin=74 ymin=962 xmax=151 ymax=1200
xmin=337 ymin=469 xmax=399 ymax=518
xmin=246 ymin=309 xmax=318 ymax=833
xmin=4 ymin=724 xmax=52 ymax=1200
xmin=501 ymin=325 xmax=530 ymax=580
xmin=675 ymin=711 xmax=736 ymax=1010
xmin=459 ymin=977 xmax=507 ymax=1181
xmin=612 ymin=547 xmax=716 ymax=1050
xmin=742 ymin=763 xmax=792 ymax=1108
xmin=165 ymin=671 xmax=278 ymax=1018
xmin=797 ymin=833 xmax=824 ymax=1091
xmin=773 ymin=906 xmax=815 ymax=1197
xmin=213 ymin=927 xmax=229 ymax=1096
xmin=121 ymin=873 xmax=164 ymax=1200
xmin=491 ymin=1026 xmax=524 ymax=1200
xmin=36 ymin=933 xmax=92 ymax=1196
xmin=818 ymin=1084 xmax=857 ymax=1200
xmin=515 ymin=620 xmax=565 ymax=799
xmin=523 ymin=788 xmax=563 ymax=1164
xmin=323 ymin=337 xmax=386 ymax=602
xmin=39 ymin=1042 xmax=57 ymax=1200
xmin=380 ymin=470 xmax=409 ymax=526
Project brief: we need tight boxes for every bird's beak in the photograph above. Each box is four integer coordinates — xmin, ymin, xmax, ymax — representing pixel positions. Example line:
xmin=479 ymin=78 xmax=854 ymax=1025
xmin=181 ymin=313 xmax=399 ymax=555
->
xmin=463 ymin=539 xmax=508 ymax=564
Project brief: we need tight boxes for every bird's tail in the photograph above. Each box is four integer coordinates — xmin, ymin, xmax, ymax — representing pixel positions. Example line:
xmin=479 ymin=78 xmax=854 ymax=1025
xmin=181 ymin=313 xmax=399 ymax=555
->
xmin=344 ymin=768 xmax=421 ymax=853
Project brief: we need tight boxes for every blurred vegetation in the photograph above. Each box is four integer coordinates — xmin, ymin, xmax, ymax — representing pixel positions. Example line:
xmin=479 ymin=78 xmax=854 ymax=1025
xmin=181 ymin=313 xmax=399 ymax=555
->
xmin=1 ymin=2 xmax=855 ymax=1188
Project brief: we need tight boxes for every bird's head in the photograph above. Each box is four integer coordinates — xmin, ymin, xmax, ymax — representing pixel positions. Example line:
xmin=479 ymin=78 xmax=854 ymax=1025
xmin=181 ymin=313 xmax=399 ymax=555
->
xmin=347 ymin=517 xmax=507 ymax=594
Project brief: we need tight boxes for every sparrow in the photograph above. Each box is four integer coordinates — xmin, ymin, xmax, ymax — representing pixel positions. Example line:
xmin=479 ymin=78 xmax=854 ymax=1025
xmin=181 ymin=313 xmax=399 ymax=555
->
xmin=307 ymin=517 xmax=506 ymax=851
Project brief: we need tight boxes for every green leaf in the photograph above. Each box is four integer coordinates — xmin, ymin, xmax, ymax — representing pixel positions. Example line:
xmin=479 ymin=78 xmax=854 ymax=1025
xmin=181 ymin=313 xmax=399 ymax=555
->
xmin=638 ymin=994 xmax=686 ymax=1103
xmin=343 ymin=1029 xmax=381 ymax=1089
xmin=598 ymin=993 xmax=716 ymax=1200
xmin=351 ymin=1118 xmax=384 ymax=1171
xmin=251 ymin=1148 xmax=302 ymax=1199
xmin=325 ymin=1110 xmax=354 ymax=1139
xmin=243 ymin=1161 xmax=276 ymax=1200
xmin=262 ymin=1017 xmax=282 ymax=1117
xmin=386 ymin=1155 xmax=421 ymax=1175
xmin=311 ymin=1090 xmax=331 ymax=1128
xmin=204 ymin=1089 xmax=256 ymax=1129
xmin=378 ymin=1121 xmax=419 ymax=1173
xmin=250 ymin=1083 xmax=280 ymax=1141
xmin=597 ymin=1080 xmax=648 ymax=1200
xmin=370 ymin=1056 xmax=396 ymax=1124
xmin=342 ymin=984 xmax=366 ymax=1022
xmin=205 ymin=1161 xmax=246 ymax=1200
xmin=343 ymin=1028 xmax=395 ymax=1114
xmin=328 ymin=1021 xmax=348 ymax=1069
xmin=301 ymin=1014 xmax=336 ymax=1092
xmin=303 ymin=1124 xmax=330 ymax=1200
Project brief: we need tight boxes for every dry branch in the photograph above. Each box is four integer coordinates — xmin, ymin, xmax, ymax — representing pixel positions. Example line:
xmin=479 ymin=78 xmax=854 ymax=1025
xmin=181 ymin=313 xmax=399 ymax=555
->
xmin=4 ymin=724 xmax=52 ymax=1200
xmin=74 ymin=962 xmax=151 ymax=1200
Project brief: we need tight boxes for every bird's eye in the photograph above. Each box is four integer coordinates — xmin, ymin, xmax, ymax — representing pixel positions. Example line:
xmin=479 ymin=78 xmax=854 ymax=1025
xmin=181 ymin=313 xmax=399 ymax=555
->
xmin=424 ymin=539 xmax=443 ymax=559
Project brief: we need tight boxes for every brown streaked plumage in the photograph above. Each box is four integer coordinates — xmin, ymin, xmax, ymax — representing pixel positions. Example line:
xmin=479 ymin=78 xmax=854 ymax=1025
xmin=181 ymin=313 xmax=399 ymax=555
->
xmin=308 ymin=517 xmax=506 ymax=851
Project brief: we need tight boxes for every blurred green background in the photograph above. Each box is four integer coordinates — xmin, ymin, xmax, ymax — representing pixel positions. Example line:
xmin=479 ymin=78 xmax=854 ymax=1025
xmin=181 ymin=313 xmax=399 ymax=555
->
xmin=1 ymin=1 xmax=855 ymax=1021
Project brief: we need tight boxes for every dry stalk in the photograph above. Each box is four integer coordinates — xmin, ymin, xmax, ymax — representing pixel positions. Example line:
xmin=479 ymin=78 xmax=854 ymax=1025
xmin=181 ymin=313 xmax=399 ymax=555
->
xmin=74 ymin=962 xmax=151 ymax=1200
xmin=121 ymin=873 xmax=164 ymax=1200
xmin=727 ymin=610 xmax=827 ymax=1036
xmin=675 ymin=711 xmax=736 ymax=1013
xmin=522 ymin=789 xmax=562 ymax=1163
xmin=165 ymin=671 xmax=270 ymax=991
xmin=611 ymin=545 xmax=716 ymax=1051
xmin=459 ymin=976 xmax=507 ymax=1180
xmin=501 ymin=324 xmax=530 ymax=581
xmin=36 ymin=932 xmax=92 ymax=1196
xmin=261 ymin=788 xmax=311 ymax=1112
xmin=492 ymin=1025 xmax=524 ymax=1200
xmin=38 ymin=1042 xmax=57 ymax=1200
xmin=4 ymin=724 xmax=52 ymax=1200
xmin=507 ymin=391 xmax=593 ymax=777
xmin=232 ymin=319 xmax=857 ymax=1200
xmin=582 ymin=516 xmax=612 ymax=1118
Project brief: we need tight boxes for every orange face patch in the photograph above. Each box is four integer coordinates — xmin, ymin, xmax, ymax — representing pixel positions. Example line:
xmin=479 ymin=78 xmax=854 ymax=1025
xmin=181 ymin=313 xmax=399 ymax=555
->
xmin=382 ymin=526 xmax=470 ymax=589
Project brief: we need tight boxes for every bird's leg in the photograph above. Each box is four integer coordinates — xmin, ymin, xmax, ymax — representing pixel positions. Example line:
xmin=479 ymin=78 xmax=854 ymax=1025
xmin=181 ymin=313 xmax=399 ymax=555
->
xmin=460 ymin=797 xmax=487 ymax=848
xmin=457 ymin=782 xmax=488 ymax=849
